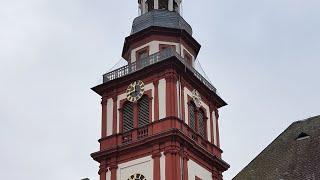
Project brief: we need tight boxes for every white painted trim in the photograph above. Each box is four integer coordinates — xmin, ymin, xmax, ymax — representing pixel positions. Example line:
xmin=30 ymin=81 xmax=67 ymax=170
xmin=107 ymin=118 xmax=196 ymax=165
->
xmin=212 ymin=111 xmax=217 ymax=145
xmin=106 ymin=170 xmax=111 ymax=180
xmin=118 ymin=156 xmax=153 ymax=180
xmin=117 ymin=93 xmax=127 ymax=134
xmin=154 ymin=0 xmax=159 ymax=9
xmin=160 ymin=152 xmax=165 ymax=180
xmin=177 ymin=80 xmax=181 ymax=119
xmin=169 ymin=0 xmax=174 ymax=11
xmin=201 ymin=102 xmax=211 ymax=142
xmin=183 ymin=87 xmax=192 ymax=125
xmin=188 ymin=159 xmax=211 ymax=180
xmin=145 ymin=83 xmax=155 ymax=122
xmin=158 ymin=78 xmax=166 ymax=119
xmin=181 ymin=45 xmax=195 ymax=67
xmin=106 ymin=98 xmax=113 ymax=136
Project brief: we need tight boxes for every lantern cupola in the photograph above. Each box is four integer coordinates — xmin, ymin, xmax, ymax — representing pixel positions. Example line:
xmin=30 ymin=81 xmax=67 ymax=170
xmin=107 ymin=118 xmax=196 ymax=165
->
xmin=122 ymin=0 xmax=200 ymax=69
xmin=138 ymin=0 xmax=182 ymax=14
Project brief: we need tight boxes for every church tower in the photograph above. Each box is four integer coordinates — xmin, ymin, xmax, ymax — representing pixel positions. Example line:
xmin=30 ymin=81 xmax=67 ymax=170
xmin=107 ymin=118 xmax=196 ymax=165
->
xmin=91 ymin=1 xmax=230 ymax=180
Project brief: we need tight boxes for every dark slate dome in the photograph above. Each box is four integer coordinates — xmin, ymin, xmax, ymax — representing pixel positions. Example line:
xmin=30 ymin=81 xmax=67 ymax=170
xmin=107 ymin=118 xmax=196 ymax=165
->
xmin=131 ymin=10 xmax=193 ymax=36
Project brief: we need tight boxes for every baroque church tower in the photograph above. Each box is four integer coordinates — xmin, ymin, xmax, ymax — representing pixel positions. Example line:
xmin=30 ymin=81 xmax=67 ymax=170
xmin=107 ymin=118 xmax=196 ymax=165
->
xmin=91 ymin=1 xmax=230 ymax=180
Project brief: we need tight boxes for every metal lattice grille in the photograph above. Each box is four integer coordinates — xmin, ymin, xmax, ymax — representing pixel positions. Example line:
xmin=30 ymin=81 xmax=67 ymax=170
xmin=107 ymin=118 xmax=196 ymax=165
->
xmin=138 ymin=96 xmax=150 ymax=127
xmin=189 ymin=103 xmax=196 ymax=130
xmin=123 ymin=102 xmax=134 ymax=132
xmin=198 ymin=110 xmax=206 ymax=138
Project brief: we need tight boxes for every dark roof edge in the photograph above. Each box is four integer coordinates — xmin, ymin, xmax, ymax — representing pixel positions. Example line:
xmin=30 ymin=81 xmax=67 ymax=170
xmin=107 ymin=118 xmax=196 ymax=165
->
xmin=232 ymin=114 xmax=320 ymax=179
xmin=121 ymin=26 xmax=201 ymax=59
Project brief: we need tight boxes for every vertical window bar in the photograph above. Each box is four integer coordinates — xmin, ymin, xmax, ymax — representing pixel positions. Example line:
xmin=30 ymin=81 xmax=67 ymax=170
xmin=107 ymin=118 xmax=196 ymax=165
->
xmin=138 ymin=96 xmax=150 ymax=127
xmin=189 ymin=102 xmax=196 ymax=130
xmin=123 ymin=102 xmax=134 ymax=132
xmin=198 ymin=110 xmax=205 ymax=138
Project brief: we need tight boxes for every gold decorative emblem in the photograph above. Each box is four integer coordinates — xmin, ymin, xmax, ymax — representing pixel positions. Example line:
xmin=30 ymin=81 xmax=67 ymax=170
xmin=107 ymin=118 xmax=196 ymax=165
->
xmin=192 ymin=89 xmax=202 ymax=108
xmin=127 ymin=173 xmax=147 ymax=180
xmin=126 ymin=80 xmax=145 ymax=102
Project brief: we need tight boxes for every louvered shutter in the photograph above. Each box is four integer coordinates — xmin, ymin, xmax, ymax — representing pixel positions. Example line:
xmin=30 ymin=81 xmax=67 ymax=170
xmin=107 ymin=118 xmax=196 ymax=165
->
xmin=138 ymin=96 xmax=150 ymax=127
xmin=189 ymin=102 xmax=196 ymax=130
xmin=123 ymin=102 xmax=134 ymax=132
xmin=198 ymin=110 xmax=206 ymax=138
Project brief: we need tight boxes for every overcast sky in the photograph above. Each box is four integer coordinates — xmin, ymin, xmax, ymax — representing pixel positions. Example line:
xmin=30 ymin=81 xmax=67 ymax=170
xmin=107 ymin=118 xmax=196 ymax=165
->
xmin=1 ymin=0 xmax=319 ymax=179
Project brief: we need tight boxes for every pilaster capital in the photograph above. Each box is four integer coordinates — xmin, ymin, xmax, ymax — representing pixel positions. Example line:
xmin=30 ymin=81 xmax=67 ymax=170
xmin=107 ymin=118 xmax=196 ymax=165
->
xmin=112 ymin=96 xmax=118 ymax=102
xmin=98 ymin=162 xmax=108 ymax=174
xmin=152 ymin=152 xmax=162 ymax=159
xmin=164 ymin=147 xmax=179 ymax=155
xmin=109 ymin=165 xmax=118 ymax=170
xmin=153 ymin=79 xmax=159 ymax=86
xmin=182 ymin=151 xmax=189 ymax=161
xmin=164 ymin=71 xmax=178 ymax=82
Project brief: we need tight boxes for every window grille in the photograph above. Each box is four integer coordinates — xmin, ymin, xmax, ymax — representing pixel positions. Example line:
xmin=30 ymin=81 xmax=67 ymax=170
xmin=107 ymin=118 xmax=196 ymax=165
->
xmin=123 ymin=102 xmax=134 ymax=132
xmin=198 ymin=109 xmax=206 ymax=138
xmin=138 ymin=96 xmax=150 ymax=127
xmin=189 ymin=102 xmax=196 ymax=130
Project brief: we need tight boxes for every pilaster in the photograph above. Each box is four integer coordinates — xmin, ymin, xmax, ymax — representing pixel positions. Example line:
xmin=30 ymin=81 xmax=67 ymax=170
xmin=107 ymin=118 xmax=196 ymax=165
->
xmin=110 ymin=165 xmax=118 ymax=180
xmin=98 ymin=160 xmax=108 ymax=180
xmin=152 ymin=144 xmax=162 ymax=180
xmin=154 ymin=0 xmax=159 ymax=9
xmin=164 ymin=142 xmax=181 ymax=180
xmin=165 ymin=71 xmax=178 ymax=117
xmin=153 ymin=80 xmax=159 ymax=120
xmin=112 ymin=96 xmax=118 ymax=135
xmin=101 ymin=101 xmax=107 ymax=138
xmin=215 ymin=110 xmax=220 ymax=148
xmin=182 ymin=151 xmax=189 ymax=180
xmin=169 ymin=0 xmax=174 ymax=11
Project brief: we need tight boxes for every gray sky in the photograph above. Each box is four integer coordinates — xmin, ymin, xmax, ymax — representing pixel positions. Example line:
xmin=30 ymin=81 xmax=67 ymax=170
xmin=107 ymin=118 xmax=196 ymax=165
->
xmin=1 ymin=0 xmax=319 ymax=179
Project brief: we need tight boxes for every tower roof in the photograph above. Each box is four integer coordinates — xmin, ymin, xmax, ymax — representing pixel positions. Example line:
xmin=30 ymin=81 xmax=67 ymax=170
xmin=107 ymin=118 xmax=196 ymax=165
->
xmin=131 ymin=9 xmax=192 ymax=36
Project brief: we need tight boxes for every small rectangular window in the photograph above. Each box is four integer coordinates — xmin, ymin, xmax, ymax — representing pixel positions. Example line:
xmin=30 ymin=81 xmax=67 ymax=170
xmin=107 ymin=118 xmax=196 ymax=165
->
xmin=159 ymin=0 xmax=169 ymax=10
xmin=136 ymin=46 xmax=150 ymax=61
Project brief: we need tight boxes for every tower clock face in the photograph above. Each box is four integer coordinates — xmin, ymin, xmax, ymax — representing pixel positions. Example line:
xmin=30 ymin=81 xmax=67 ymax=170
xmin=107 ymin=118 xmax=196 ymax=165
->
xmin=126 ymin=80 xmax=145 ymax=102
xmin=127 ymin=173 xmax=147 ymax=180
xmin=192 ymin=89 xmax=202 ymax=108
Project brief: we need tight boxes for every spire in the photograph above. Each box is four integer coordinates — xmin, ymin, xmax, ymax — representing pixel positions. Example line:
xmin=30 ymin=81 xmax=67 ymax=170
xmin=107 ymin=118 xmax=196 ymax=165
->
xmin=138 ymin=0 xmax=181 ymax=15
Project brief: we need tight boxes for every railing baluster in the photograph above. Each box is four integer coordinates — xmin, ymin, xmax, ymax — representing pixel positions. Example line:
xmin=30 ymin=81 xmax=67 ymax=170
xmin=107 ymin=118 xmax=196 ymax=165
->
xmin=102 ymin=48 xmax=217 ymax=93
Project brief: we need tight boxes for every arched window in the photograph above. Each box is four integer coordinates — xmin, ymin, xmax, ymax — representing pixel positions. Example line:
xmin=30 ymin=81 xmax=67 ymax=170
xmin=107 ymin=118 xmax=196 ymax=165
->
xmin=198 ymin=109 xmax=206 ymax=138
xmin=174 ymin=1 xmax=179 ymax=12
xmin=159 ymin=0 xmax=169 ymax=10
xmin=146 ymin=0 xmax=154 ymax=11
xmin=188 ymin=101 xmax=207 ymax=139
xmin=123 ymin=102 xmax=134 ymax=132
xmin=189 ymin=102 xmax=196 ymax=130
xmin=138 ymin=95 xmax=150 ymax=127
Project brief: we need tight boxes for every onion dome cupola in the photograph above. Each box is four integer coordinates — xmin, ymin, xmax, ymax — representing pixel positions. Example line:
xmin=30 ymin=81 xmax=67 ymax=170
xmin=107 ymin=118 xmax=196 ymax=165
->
xmin=122 ymin=0 xmax=201 ymax=68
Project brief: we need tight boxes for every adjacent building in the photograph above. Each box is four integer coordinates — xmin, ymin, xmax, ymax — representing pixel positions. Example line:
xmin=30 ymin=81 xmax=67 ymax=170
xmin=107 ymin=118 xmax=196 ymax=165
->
xmin=234 ymin=115 xmax=320 ymax=180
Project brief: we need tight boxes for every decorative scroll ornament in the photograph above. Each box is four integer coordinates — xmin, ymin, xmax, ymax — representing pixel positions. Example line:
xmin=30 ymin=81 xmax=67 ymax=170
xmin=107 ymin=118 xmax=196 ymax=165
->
xmin=192 ymin=89 xmax=202 ymax=108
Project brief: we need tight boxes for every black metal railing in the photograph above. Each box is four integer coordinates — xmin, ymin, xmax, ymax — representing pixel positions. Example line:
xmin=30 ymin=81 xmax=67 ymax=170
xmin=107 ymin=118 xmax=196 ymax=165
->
xmin=103 ymin=48 xmax=217 ymax=93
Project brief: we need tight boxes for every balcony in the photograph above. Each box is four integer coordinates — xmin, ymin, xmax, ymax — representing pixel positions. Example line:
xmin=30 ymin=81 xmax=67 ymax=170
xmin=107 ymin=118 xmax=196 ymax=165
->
xmin=98 ymin=117 xmax=222 ymax=158
xmin=103 ymin=48 xmax=217 ymax=93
